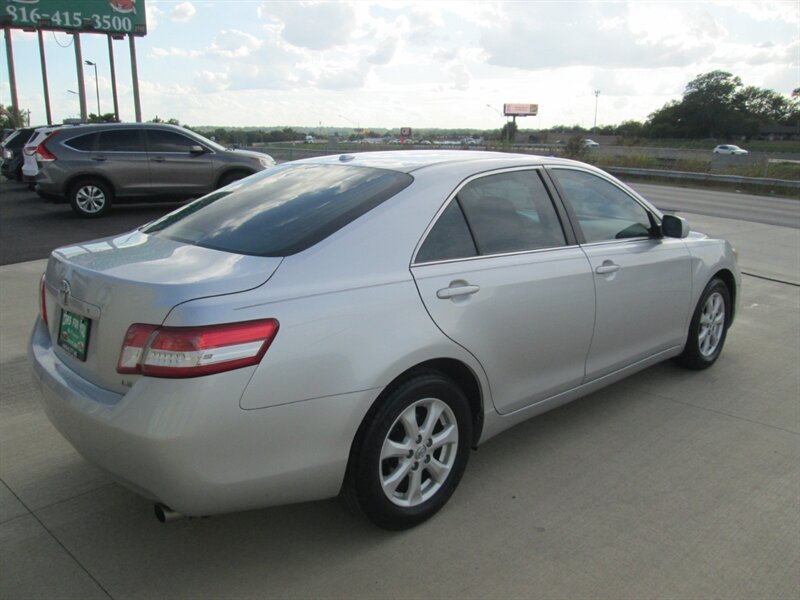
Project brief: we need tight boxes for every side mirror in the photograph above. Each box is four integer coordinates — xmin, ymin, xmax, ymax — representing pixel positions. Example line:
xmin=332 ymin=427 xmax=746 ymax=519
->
xmin=661 ymin=214 xmax=689 ymax=239
xmin=189 ymin=145 xmax=206 ymax=155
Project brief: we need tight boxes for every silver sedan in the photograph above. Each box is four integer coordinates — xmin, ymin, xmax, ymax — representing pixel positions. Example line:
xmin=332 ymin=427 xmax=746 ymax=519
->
xmin=30 ymin=151 xmax=740 ymax=529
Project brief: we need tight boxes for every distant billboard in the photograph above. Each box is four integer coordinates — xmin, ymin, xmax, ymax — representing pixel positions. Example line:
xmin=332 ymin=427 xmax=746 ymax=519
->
xmin=0 ymin=0 xmax=147 ymax=36
xmin=400 ymin=127 xmax=412 ymax=137
xmin=504 ymin=103 xmax=538 ymax=117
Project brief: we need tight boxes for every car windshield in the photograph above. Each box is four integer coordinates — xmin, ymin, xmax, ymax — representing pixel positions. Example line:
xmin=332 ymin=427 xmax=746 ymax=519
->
xmin=142 ymin=163 xmax=413 ymax=256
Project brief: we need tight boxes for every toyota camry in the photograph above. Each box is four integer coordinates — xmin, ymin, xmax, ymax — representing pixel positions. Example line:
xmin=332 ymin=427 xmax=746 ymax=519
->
xmin=30 ymin=151 xmax=740 ymax=529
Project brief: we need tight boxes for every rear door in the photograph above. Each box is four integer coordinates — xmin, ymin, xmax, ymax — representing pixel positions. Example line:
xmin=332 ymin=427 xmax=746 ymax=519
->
xmin=91 ymin=128 xmax=151 ymax=195
xmin=411 ymin=168 xmax=595 ymax=415
xmin=144 ymin=128 xmax=214 ymax=196
xmin=548 ymin=167 xmax=692 ymax=380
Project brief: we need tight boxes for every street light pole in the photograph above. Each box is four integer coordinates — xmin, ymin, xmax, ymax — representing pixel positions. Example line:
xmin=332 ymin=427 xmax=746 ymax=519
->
xmin=85 ymin=60 xmax=100 ymax=117
xmin=593 ymin=90 xmax=600 ymax=129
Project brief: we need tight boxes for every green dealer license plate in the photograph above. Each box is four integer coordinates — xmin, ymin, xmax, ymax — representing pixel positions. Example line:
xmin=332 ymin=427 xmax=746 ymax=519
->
xmin=58 ymin=309 xmax=91 ymax=361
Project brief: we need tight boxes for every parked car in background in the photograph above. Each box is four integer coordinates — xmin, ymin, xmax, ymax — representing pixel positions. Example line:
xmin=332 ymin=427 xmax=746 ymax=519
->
xmin=22 ymin=125 xmax=76 ymax=187
xmin=30 ymin=151 xmax=739 ymax=530
xmin=33 ymin=122 xmax=275 ymax=217
xmin=713 ymin=144 xmax=748 ymax=155
xmin=1 ymin=127 xmax=35 ymax=180
xmin=582 ymin=139 xmax=600 ymax=148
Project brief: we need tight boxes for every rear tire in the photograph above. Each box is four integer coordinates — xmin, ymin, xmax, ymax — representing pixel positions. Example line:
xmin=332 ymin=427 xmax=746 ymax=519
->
xmin=70 ymin=179 xmax=112 ymax=218
xmin=674 ymin=278 xmax=730 ymax=369
xmin=344 ymin=372 xmax=472 ymax=530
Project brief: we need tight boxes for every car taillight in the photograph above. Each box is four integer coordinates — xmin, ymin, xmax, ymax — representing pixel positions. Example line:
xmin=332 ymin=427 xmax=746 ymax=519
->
xmin=117 ymin=319 xmax=279 ymax=378
xmin=36 ymin=132 xmax=58 ymax=162
xmin=39 ymin=274 xmax=48 ymax=328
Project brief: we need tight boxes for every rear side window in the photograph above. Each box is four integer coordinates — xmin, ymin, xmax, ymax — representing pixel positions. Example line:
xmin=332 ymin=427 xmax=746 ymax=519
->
xmin=143 ymin=163 xmax=413 ymax=256
xmin=63 ymin=133 xmax=98 ymax=151
xmin=458 ymin=170 xmax=566 ymax=255
xmin=416 ymin=201 xmax=477 ymax=263
xmin=96 ymin=130 xmax=145 ymax=152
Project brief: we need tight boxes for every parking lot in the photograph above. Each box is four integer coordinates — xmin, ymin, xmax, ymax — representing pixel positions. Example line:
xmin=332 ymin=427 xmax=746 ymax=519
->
xmin=1 ymin=180 xmax=798 ymax=599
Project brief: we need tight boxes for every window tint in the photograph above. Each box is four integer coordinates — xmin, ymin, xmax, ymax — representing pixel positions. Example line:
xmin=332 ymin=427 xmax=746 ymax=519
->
xmin=96 ymin=129 xmax=144 ymax=152
xmin=143 ymin=163 xmax=413 ymax=257
xmin=63 ymin=132 xmax=98 ymax=151
xmin=416 ymin=201 xmax=477 ymax=263
xmin=550 ymin=169 xmax=654 ymax=243
xmin=457 ymin=170 xmax=566 ymax=255
xmin=147 ymin=130 xmax=198 ymax=153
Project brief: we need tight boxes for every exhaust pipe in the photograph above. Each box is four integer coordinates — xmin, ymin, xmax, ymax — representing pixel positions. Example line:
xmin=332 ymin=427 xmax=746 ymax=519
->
xmin=154 ymin=503 xmax=183 ymax=523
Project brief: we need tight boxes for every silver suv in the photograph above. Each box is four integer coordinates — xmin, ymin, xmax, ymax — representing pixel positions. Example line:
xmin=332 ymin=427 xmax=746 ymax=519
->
xmin=34 ymin=123 xmax=275 ymax=217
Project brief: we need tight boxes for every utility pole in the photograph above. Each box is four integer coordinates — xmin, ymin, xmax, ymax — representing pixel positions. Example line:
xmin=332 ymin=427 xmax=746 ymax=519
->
xmin=593 ymin=90 xmax=600 ymax=129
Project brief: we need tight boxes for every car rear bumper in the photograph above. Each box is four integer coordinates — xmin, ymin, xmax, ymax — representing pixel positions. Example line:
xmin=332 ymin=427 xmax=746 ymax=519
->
xmin=29 ymin=317 xmax=373 ymax=516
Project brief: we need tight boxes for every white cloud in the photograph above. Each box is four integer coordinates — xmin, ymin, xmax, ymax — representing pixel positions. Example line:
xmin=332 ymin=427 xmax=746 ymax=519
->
xmin=446 ymin=63 xmax=471 ymax=91
xmin=315 ymin=60 xmax=372 ymax=90
xmin=367 ymin=37 xmax=398 ymax=65
xmin=146 ymin=1 xmax=164 ymax=30
xmin=260 ymin=1 xmax=357 ymax=50
xmin=171 ymin=2 xmax=197 ymax=23
xmin=210 ymin=30 xmax=263 ymax=58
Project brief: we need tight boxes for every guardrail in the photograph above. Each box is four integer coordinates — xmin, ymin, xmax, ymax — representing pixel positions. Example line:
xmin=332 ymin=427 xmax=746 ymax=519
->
xmin=600 ymin=166 xmax=800 ymax=190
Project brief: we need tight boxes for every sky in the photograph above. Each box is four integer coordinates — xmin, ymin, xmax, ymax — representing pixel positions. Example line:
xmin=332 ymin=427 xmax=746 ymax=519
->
xmin=2 ymin=0 xmax=799 ymax=131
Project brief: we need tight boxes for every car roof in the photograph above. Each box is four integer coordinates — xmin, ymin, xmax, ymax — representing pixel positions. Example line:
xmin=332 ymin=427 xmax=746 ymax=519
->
xmin=295 ymin=150 xmax=583 ymax=174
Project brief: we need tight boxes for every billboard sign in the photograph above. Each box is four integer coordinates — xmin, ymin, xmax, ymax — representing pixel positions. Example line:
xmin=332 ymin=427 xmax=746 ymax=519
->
xmin=0 ymin=0 xmax=147 ymax=36
xmin=503 ymin=103 xmax=538 ymax=116
xmin=400 ymin=127 xmax=412 ymax=137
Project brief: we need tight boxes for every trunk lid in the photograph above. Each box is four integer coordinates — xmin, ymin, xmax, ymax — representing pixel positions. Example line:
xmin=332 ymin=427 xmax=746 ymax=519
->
xmin=43 ymin=229 xmax=282 ymax=393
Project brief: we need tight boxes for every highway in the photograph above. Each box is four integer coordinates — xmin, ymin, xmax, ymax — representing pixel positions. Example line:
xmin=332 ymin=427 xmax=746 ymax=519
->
xmin=630 ymin=182 xmax=800 ymax=229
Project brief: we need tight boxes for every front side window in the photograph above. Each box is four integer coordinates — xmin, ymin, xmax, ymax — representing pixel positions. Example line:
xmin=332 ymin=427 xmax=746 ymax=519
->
xmin=146 ymin=130 xmax=199 ymax=153
xmin=143 ymin=163 xmax=413 ymax=257
xmin=96 ymin=129 xmax=145 ymax=152
xmin=550 ymin=168 xmax=655 ymax=243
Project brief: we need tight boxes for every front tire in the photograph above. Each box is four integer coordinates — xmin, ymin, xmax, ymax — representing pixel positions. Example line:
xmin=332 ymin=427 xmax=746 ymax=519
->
xmin=675 ymin=278 xmax=731 ymax=369
xmin=345 ymin=373 xmax=472 ymax=530
xmin=216 ymin=170 xmax=249 ymax=189
xmin=70 ymin=179 xmax=112 ymax=218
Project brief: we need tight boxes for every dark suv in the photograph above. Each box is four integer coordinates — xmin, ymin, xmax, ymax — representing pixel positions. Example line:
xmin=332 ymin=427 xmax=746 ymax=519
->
xmin=1 ymin=127 xmax=36 ymax=181
xmin=34 ymin=123 xmax=275 ymax=217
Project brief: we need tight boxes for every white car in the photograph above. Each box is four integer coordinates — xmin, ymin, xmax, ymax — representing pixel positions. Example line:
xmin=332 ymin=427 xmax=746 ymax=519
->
xmin=713 ymin=144 xmax=748 ymax=155
xmin=22 ymin=125 xmax=66 ymax=184
xmin=582 ymin=139 xmax=600 ymax=148
xmin=30 ymin=151 xmax=739 ymax=529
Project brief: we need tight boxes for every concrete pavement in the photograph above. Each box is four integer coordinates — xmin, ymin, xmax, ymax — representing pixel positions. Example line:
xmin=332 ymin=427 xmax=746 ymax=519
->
xmin=1 ymin=213 xmax=798 ymax=599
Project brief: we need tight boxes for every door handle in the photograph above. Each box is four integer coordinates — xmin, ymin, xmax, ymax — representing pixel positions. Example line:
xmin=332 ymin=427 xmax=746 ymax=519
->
xmin=150 ymin=157 xmax=166 ymax=163
xmin=90 ymin=156 xmax=106 ymax=162
xmin=595 ymin=261 xmax=620 ymax=275
xmin=437 ymin=284 xmax=480 ymax=299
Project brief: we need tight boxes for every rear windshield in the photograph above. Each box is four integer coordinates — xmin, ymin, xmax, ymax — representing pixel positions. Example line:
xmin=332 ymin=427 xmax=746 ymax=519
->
xmin=142 ymin=163 xmax=413 ymax=256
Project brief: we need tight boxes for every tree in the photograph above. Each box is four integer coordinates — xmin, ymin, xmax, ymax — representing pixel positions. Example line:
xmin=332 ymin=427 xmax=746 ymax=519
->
xmin=499 ymin=120 xmax=518 ymax=143
xmin=643 ymin=71 xmax=798 ymax=140
xmin=88 ymin=113 xmax=118 ymax=123
xmin=1 ymin=104 xmax=30 ymax=129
